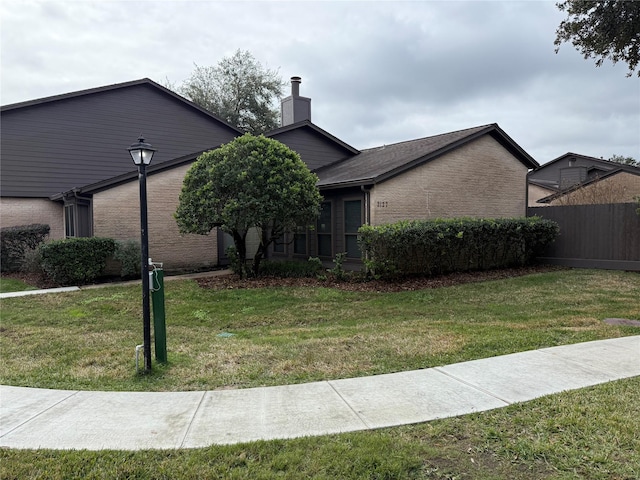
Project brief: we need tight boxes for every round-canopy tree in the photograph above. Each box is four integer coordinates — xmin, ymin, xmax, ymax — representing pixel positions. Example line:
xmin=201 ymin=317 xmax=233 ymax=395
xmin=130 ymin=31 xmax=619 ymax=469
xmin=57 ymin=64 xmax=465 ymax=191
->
xmin=179 ymin=50 xmax=285 ymax=134
xmin=175 ymin=134 xmax=322 ymax=277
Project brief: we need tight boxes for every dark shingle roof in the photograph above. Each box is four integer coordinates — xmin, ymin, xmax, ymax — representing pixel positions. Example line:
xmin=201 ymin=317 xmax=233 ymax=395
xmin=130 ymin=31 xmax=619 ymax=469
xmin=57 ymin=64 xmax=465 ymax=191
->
xmin=317 ymin=123 xmax=538 ymax=188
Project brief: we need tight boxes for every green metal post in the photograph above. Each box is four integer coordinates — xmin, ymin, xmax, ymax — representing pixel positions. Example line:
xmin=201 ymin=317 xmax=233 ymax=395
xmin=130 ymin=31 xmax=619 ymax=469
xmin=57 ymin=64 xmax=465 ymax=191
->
xmin=151 ymin=267 xmax=167 ymax=363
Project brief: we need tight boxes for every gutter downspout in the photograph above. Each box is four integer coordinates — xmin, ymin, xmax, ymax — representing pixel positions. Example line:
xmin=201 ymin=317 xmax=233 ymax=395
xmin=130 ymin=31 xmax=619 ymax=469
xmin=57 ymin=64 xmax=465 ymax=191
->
xmin=525 ymin=171 xmax=531 ymax=216
xmin=360 ymin=184 xmax=373 ymax=225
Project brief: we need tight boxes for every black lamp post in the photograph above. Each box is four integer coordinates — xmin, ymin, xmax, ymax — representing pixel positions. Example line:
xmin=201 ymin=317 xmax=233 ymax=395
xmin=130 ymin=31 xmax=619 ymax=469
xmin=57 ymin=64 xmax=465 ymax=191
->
xmin=128 ymin=136 xmax=156 ymax=373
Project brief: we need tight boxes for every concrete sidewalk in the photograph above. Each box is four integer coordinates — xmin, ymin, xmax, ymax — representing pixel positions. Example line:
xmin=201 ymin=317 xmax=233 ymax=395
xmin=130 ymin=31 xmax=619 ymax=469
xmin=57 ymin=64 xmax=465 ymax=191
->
xmin=1 ymin=336 xmax=638 ymax=451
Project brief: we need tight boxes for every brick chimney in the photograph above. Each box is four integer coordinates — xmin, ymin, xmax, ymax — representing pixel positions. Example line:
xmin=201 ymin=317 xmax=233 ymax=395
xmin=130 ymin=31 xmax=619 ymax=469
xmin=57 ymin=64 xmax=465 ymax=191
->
xmin=281 ymin=76 xmax=311 ymax=126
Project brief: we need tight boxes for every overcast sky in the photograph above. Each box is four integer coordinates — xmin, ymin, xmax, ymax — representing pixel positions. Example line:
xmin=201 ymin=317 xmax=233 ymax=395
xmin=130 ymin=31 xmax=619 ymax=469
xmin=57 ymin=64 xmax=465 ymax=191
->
xmin=2 ymin=0 xmax=639 ymax=164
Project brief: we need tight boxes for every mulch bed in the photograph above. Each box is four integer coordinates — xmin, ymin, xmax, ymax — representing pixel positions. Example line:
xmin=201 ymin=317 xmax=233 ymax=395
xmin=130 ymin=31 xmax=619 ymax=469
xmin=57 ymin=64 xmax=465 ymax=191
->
xmin=195 ymin=265 xmax=568 ymax=293
xmin=3 ymin=265 xmax=567 ymax=293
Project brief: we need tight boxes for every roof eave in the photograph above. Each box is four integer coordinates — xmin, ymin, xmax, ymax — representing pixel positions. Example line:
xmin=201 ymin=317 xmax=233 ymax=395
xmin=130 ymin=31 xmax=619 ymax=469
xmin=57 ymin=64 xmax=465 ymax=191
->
xmin=317 ymin=178 xmax=375 ymax=190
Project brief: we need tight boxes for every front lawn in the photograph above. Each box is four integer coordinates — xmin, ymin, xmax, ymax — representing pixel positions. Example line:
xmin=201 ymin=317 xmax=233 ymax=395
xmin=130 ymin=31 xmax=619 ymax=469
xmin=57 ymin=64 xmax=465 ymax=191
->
xmin=0 ymin=268 xmax=638 ymax=392
xmin=0 ymin=276 xmax=36 ymax=293
xmin=1 ymin=268 xmax=639 ymax=479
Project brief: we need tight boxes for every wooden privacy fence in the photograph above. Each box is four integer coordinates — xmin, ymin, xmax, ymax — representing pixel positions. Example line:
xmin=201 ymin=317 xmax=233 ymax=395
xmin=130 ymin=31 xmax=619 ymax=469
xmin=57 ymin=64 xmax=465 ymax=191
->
xmin=527 ymin=203 xmax=640 ymax=271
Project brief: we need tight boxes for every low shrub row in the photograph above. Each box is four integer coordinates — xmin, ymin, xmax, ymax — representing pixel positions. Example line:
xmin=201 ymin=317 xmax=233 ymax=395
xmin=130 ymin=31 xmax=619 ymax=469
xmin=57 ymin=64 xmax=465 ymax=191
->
xmin=34 ymin=238 xmax=141 ymax=286
xmin=39 ymin=237 xmax=118 ymax=286
xmin=0 ymin=228 xmax=142 ymax=286
xmin=358 ymin=216 xmax=559 ymax=278
xmin=0 ymin=224 xmax=50 ymax=272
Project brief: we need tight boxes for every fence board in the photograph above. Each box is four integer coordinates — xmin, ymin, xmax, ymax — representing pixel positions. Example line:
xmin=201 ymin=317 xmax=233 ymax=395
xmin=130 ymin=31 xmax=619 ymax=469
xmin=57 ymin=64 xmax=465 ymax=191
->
xmin=527 ymin=203 xmax=640 ymax=271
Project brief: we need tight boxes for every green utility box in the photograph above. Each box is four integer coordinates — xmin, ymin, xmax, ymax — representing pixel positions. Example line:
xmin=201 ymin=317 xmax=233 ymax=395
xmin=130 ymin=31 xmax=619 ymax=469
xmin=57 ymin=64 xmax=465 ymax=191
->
xmin=151 ymin=265 xmax=167 ymax=363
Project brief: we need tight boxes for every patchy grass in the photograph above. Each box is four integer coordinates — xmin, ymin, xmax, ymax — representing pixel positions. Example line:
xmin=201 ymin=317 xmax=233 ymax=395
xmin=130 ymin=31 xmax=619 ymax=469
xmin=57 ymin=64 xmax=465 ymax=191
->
xmin=1 ymin=378 xmax=638 ymax=479
xmin=1 ymin=269 xmax=638 ymax=392
xmin=0 ymin=277 xmax=36 ymax=293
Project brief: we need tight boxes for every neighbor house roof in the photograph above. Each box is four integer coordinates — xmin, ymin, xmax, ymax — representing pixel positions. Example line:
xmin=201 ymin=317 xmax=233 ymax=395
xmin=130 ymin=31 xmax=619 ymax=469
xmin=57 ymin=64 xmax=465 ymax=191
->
xmin=316 ymin=123 xmax=538 ymax=189
xmin=528 ymin=152 xmax=640 ymax=190
xmin=1 ymin=78 xmax=242 ymax=198
xmin=536 ymin=168 xmax=640 ymax=203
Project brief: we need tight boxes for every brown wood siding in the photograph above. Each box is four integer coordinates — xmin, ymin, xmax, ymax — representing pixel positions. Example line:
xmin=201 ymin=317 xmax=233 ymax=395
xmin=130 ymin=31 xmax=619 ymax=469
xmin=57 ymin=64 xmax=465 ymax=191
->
xmin=1 ymin=83 xmax=239 ymax=198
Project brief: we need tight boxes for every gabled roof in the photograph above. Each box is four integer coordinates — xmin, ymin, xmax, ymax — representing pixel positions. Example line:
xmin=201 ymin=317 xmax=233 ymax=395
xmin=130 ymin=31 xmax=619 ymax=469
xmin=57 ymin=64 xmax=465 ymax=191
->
xmin=1 ymin=78 xmax=242 ymax=198
xmin=316 ymin=123 xmax=538 ymax=188
xmin=536 ymin=168 xmax=640 ymax=204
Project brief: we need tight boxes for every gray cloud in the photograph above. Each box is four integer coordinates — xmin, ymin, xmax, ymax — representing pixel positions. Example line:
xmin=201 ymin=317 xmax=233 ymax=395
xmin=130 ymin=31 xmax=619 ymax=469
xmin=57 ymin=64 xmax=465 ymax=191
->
xmin=1 ymin=0 xmax=638 ymax=163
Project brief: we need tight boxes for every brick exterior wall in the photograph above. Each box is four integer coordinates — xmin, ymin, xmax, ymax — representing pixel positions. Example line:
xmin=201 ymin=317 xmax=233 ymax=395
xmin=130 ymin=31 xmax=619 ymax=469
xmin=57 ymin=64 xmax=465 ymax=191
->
xmin=92 ymin=163 xmax=218 ymax=270
xmin=0 ymin=198 xmax=64 ymax=239
xmin=369 ymin=135 xmax=528 ymax=225
xmin=528 ymin=184 xmax=556 ymax=206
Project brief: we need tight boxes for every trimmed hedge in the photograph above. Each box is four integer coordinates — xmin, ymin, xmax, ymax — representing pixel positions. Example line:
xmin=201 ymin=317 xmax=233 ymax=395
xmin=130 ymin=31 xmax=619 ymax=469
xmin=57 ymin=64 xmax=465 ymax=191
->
xmin=0 ymin=224 xmax=50 ymax=273
xmin=358 ymin=217 xmax=559 ymax=278
xmin=39 ymin=237 xmax=117 ymax=286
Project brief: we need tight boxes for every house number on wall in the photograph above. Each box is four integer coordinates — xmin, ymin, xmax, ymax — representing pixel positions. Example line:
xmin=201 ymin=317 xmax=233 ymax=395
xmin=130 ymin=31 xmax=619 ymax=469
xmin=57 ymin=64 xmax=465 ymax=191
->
xmin=377 ymin=201 xmax=388 ymax=208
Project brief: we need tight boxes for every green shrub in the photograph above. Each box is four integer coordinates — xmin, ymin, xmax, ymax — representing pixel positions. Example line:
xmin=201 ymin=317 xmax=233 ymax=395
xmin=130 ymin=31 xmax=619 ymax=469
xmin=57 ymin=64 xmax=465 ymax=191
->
xmin=259 ymin=258 xmax=324 ymax=278
xmin=225 ymin=246 xmax=249 ymax=278
xmin=39 ymin=237 xmax=117 ymax=285
xmin=331 ymin=252 xmax=348 ymax=281
xmin=114 ymin=240 xmax=141 ymax=279
xmin=0 ymin=224 xmax=50 ymax=272
xmin=21 ymin=248 xmax=43 ymax=274
xmin=359 ymin=217 xmax=559 ymax=279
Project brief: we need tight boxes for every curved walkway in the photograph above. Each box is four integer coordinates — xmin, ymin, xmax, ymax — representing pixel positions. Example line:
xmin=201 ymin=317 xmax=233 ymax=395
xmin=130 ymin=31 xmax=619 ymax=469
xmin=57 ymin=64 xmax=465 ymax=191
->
xmin=1 ymin=336 xmax=638 ymax=451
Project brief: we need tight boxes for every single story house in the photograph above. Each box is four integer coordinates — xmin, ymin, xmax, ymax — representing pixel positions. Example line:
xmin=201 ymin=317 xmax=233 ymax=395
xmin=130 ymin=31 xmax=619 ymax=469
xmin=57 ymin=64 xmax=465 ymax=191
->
xmin=528 ymin=153 xmax=640 ymax=206
xmin=1 ymin=77 xmax=539 ymax=271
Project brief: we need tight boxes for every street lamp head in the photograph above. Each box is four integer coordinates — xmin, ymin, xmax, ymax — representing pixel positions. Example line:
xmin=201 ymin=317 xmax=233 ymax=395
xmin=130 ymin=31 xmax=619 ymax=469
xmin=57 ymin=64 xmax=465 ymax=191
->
xmin=128 ymin=136 xmax=156 ymax=166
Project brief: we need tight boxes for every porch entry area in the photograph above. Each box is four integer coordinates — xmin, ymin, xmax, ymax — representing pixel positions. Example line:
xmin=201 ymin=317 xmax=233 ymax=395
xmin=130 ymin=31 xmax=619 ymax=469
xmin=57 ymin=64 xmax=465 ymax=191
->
xmin=270 ymin=193 xmax=365 ymax=263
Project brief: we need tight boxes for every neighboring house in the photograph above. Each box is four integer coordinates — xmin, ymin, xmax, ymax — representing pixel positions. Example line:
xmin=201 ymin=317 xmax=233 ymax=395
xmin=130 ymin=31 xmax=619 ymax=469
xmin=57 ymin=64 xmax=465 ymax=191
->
xmin=528 ymin=153 xmax=640 ymax=206
xmin=1 ymin=77 xmax=539 ymax=271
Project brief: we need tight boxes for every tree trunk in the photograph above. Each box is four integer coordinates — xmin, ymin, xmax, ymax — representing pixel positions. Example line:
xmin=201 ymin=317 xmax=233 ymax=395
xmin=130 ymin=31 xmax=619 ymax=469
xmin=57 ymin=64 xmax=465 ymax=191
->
xmin=232 ymin=230 xmax=248 ymax=278
xmin=252 ymin=228 xmax=270 ymax=276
